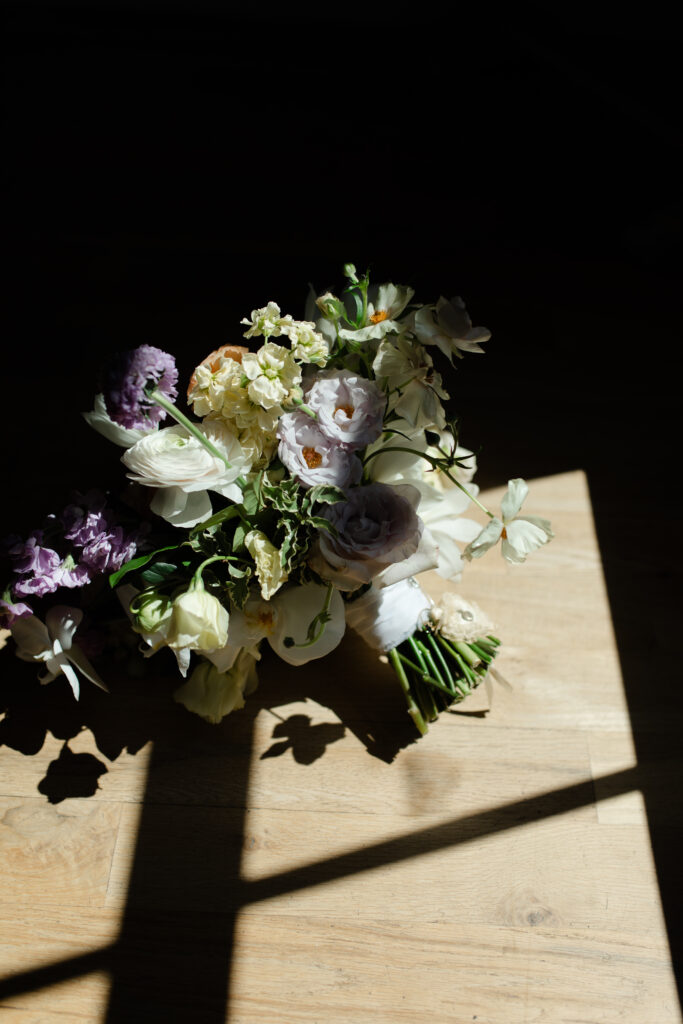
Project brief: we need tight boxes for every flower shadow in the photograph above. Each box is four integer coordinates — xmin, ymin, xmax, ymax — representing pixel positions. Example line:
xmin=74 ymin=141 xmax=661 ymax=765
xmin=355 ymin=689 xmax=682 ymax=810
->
xmin=260 ymin=714 xmax=346 ymax=765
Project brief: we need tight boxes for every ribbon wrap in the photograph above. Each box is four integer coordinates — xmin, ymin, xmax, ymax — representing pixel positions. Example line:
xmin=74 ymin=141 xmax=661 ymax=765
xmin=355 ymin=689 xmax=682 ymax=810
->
xmin=344 ymin=577 xmax=432 ymax=652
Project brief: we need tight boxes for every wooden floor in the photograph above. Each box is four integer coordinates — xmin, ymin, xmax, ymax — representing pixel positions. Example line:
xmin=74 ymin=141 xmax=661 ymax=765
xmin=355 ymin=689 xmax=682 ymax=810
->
xmin=0 ymin=470 xmax=680 ymax=1022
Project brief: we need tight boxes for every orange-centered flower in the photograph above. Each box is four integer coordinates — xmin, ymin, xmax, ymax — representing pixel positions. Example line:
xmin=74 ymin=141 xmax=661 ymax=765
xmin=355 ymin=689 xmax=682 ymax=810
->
xmin=334 ymin=404 xmax=355 ymax=419
xmin=302 ymin=446 xmax=323 ymax=469
xmin=370 ymin=309 xmax=390 ymax=324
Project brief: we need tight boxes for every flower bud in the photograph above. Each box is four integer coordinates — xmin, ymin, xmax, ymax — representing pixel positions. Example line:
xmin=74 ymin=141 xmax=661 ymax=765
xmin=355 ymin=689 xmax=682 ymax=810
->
xmin=167 ymin=584 xmax=229 ymax=651
xmin=315 ymin=291 xmax=345 ymax=321
xmin=130 ymin=589 xmax=174 ymax=635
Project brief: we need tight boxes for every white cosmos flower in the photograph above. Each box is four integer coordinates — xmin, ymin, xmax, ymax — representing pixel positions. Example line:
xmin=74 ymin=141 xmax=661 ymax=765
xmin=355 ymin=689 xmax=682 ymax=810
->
xmin=338 ymin=282 xmax=414 ymax=343
xmin=227 ymin=583 xmax=346 ymax=667
xmin=11 ymin=606 xmax=108 ymax=699
xmin=122 ymin=420 xmax=250 ymax=528
xmin=464 ymin=478 xmax=554 ymax=564
xmin=373 ymin=334 xmax=449 ymax=430
xmin=412 ymin=296 xmax=491 ymax=363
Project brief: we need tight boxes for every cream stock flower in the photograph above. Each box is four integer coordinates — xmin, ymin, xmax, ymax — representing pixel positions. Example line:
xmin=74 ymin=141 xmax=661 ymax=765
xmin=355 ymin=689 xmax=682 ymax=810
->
xmin=241 ymin=343 xmax=302 ymax=410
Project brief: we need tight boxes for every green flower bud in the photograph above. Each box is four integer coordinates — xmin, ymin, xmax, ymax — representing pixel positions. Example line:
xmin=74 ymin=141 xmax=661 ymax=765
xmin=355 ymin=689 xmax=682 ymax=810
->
xmin=130 ymin=589 xmax=174 ymax=635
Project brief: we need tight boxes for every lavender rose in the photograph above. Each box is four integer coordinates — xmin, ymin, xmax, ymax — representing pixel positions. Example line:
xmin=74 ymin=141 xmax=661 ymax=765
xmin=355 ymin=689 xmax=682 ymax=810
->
xmin=308 ymin=482 xmax=433 ymax=590
xmin=277 ymin=410 xmax=362 ymax=489
xmin=304 ymin=369 xmax=386 ymax=449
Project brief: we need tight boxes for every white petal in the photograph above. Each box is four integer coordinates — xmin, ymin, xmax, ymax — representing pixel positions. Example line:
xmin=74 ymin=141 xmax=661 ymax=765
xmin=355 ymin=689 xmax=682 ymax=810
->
xmin=82 ymin=394 xmax=155 ymax=448
xmin=67 ymin=646 xmax=109 ymax=693
xmin=11 ymin=615 xmax=51 ymax=659
xmin=501 ymin=478 xmax=528 ymax=522
xmin=45 ymin=605 xmax=83 ymax=651
xmin=375 ymin=527 xmax=440 ymax=587
xmin=463 ymin=518 xmax=504 ymax=560
xmin=150 ymin=486 xmax=213 ymax=528
xmin=503 ymin=517 xmax=553 ymax=562
xmin=269 ymin=583 xmax=345 ymax=666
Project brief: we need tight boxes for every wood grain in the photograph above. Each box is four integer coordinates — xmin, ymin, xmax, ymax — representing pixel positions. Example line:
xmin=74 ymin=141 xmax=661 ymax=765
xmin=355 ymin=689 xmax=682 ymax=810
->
xmin=0 ymin=471 xmax=679 ymax=1022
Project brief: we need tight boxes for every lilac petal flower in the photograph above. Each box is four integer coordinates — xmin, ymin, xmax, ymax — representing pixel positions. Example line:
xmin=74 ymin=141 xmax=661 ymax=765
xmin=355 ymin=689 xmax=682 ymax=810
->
xmin=277 ymin=410 xmax=362 ymax=490
xmin=62 ymin=492 xmax=144 ymax=573
xmin=0 ymin=596 xmax=33 ymax=628
xmin=103 ymin=345 xmax=178 ymax=430
xmin=304 ymin=369 xmax=386 ymax=450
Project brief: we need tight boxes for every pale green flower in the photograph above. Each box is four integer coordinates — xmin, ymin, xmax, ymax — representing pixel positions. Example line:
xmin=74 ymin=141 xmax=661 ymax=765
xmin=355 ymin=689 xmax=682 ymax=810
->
xmin=173 ymin=648 xmax=259 ymax=724
xmin=464 ymin=479 xmax=554 ymax=564
xmin=241 ymin=301 xmax=293 ymax=339
xmin=167 ymin=583 xmax=229 ymax=652
xmin=281 ymin=320 xmax=330 ymax=366
xmin=245 ymin=529 xmax=287 ymax=600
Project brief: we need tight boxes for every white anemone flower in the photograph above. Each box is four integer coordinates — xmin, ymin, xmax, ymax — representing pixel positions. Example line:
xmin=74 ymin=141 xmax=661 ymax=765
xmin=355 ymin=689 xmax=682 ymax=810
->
xmin=412 ymin=296 xmax=491 ymax=363
xmin=122 ymin=420 xmax=251 ymax=529
xmin=464 ymin=478 xmax=554 ymax=564
xmin=227 ymin=583 xmax=346 ymax=667
xmin=11 ymin=606 xmax=108 ymax=699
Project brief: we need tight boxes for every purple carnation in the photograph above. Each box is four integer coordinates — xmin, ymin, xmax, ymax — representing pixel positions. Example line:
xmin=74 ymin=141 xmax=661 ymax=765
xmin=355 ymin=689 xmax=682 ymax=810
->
xmin=309 ymin=482 xmax=423 ymax=589
xmin=103 ymin=344 xmax=178 ymax=430
xmin=304 ymin=370 xmax=386 ymax=450
xmin=277 ymin=410 xmax=362 ymax=490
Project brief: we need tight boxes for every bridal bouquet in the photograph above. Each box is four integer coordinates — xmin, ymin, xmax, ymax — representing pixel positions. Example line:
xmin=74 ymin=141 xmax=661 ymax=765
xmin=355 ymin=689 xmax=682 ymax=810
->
xmin=1 ymin=264 xmax=553 ymax=735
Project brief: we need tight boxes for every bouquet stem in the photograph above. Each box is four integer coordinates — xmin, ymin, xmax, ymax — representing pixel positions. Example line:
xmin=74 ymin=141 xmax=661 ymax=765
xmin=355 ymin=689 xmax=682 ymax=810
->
xmin=389 ymin=629 xmax=501 ymax=733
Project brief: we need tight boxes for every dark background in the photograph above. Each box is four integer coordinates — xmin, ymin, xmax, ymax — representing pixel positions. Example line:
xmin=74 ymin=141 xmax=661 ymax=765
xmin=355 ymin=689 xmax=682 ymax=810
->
xmin=2 ymin=0 xmax=682 ymax=1002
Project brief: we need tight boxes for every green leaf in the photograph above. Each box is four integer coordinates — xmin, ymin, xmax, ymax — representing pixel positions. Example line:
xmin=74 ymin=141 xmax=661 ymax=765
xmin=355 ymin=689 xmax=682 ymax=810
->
xmin=138 ymin=561 xmax=182 ymax=587
xmin=189 ymin=504 xmax=242 ymax=538
xmin=304 ymin=485 xmax=346 ymax=508
xmin=109 ymin=545 xmax=181 ymax=588
xmin=305 ymin=515 xmax=338 ymax=535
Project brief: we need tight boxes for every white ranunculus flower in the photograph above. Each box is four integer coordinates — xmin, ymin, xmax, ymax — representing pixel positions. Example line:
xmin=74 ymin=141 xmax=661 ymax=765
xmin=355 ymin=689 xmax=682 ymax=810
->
xmin=121 ymin=420 xmax=250 ymax=528
xmin=173 ymin=648 xmax=260 ymax=724
xmin=464 ymin=478 xmax=554 ymax=564
xmin=411 ymin=296 xmax=491 ymax=364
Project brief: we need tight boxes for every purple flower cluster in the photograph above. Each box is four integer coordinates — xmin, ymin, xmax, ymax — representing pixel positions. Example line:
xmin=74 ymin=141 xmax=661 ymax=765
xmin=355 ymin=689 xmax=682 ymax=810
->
xmin=103 ymin=344 xmax=178 ymax=430
xmin=277 ymin=370 xmax=386 ymax=490
xmin=1 ymin=492 xmax=145 ymax=626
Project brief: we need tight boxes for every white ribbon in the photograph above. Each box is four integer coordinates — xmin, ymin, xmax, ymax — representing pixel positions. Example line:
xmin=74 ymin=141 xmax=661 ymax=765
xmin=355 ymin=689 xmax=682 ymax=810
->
xmin=344 ymin=577 xmax=432 ymax=652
